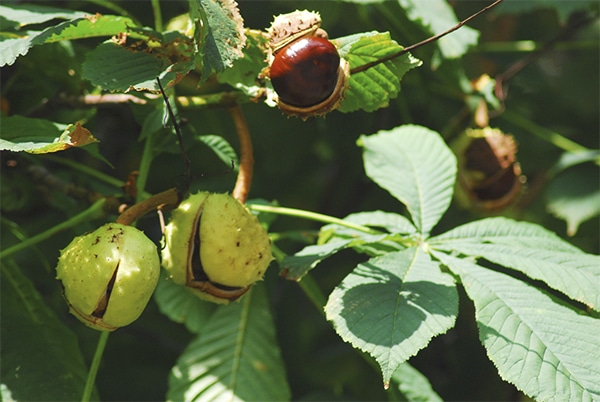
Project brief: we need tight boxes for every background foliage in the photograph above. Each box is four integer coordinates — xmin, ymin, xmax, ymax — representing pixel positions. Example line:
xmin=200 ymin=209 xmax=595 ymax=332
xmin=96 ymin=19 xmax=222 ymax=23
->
xmin=1 ymin=0 xmax=599 ymax=401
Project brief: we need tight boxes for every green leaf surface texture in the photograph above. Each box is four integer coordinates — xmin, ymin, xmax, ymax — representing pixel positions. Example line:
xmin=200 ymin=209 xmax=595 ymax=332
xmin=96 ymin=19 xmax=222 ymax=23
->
xmin=360 ymin=125 xmax=457 ymax=236
xmin=0 ymin=3 xmax=87 ymax=27
xmin=435 ymin=252 xmax=600 ymax=402
xmin=324 ymin=210 xmax=417 ymax=236
xmin=154 ymin=272 xmax=217 ymax=334
xmin=198 ymin=134 xmax=240 ymax=169
xmin=82 ymin=39 xmax=194 ymax=92
xmin=337 ymin=31 xmax=422 ymax=113
xmin=325 ymin=247 xmax=458 ymax=386
xmin=397 ymin=0 xmax=479 ymax=59
xmin=392 ymin=363 xmax=443 ymax=402
xmin=431 ymin=217 xmax=600 ymax=311
xmin=1 ymin=260 xmax=91 ymax=401
xmin=168 ymin=285 xmax=290 ymax=401
xmin=195 ymin=0 xmax=246 ymax=80
xmin=283 ymin=238 xmax=364 ymax=281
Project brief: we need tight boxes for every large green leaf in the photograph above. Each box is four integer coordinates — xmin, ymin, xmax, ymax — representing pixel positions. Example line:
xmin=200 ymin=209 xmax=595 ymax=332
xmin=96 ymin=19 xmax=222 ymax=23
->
xmin=0 ymin=116 xmax=98 ymax=153
xmin=325 ymin=247 xmax=458 ymax=387
xmin=430 ymin=217 xmax=600 ymax=311
xmin=1 ymin=260 xmax=92 ymax=401
xmin=337 ymin=32 xmax=422 ymax=113
xmin=168 ymin=285 xmax=290 ymax=401
xmin=435 ymin=252 xmax=600 ymax=402
xmin=359 ymin=125 xmax=457 ymax=236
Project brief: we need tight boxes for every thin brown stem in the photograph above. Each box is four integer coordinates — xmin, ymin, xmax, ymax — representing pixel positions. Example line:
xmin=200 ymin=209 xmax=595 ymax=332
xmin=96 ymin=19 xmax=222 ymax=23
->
xmin=350 ymin=0 xmax=504 ymax=75
xmin=229 ymin=105 xmax=254 ymax=204
xmin=115 ymin=188 xmax=180 ymax=226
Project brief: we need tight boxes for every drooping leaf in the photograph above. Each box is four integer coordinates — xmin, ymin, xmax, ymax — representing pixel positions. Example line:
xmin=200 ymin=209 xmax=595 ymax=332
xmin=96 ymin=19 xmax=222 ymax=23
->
xmin=391 ymin=362 xmax=443 ymax=402
xmin=0 ymin=14 xmax=137 ymax=67
xmin=0 ymin=116 xmax=98 ymax=154
xmin=283 ymin=231 xmax=395 ymax=281
xmin=435 ymin=252 xmax=600 ymax=402
xmin=325 ymin=247 xmax=458 ymax=387
xmin=336 ymin=31 xmax=422 ymax=113
xmin=359 ymin=125 xmax=457 ymax=236
xmin=168 ymin=285 xmax=290 ymax=401
xmin=82 ymin=33 xmax=195 ymax=92
xmin=192 ymin=0 xmax=246 ymax=81
xmin=0 ymin=3 xmax=87 ymax=28
xmin=1 ymin=260 xmax=93 ymax=401
xmin=548 ymin=149 xmax=600 ymax=176
xmin=430 ymin=217 xmax=600 ymax=311
xmin=153 ymin=273 xmax=217 ymax=334
xmin=546 ymin=164 xmax=600 ymax=236
xmin=197 ymin=134 xmax=239 ymax=169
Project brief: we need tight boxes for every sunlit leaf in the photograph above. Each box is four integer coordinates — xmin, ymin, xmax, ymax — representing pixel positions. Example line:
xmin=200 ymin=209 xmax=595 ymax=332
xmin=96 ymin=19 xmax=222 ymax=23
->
xmin=168 ymin=285 xmax=290 ymax=401
xmin=336 ymin=31 xmax=422 ymax=113
xmin=431 ymin=217 xmax=600 ymax=311
xmin=435 ymin=252 xmax=600 ymax=402
xmin=359 ymin=125 xmax=457 ymax=236
xmin=0 ymin=3 xmax=86 ymax=28
xmin=325 ymin=247 xmax=458 ymax=387
xmin=396 ymin=0 xmax=479 ymax=59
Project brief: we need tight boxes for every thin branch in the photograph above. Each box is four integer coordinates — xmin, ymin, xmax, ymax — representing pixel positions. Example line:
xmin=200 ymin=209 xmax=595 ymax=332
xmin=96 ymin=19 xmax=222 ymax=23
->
xmin=350 ymin=0 xmax=504 ymax=75
xmin=157 ymin=78 xmax=191 ymax=195
xmin=115 ymin=188 xmax=180 ymax=226
xmin=229 ymin=105 xmax=254 ymax=204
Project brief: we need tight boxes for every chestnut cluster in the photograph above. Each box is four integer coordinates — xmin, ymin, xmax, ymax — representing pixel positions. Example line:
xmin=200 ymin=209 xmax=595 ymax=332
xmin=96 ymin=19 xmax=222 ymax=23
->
xmin=55 ymin=192 xmax=272 ymax=331
xmin=265 ymin=10 xmax=349 ymax=118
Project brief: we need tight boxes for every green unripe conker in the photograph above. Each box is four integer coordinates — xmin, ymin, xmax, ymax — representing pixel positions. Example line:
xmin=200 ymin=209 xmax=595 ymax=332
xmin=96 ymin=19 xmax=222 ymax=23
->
xmin=56 ymin=223 xmax=160 ymax=331
xmin=162 ymin=192 xmax=273 ymax=304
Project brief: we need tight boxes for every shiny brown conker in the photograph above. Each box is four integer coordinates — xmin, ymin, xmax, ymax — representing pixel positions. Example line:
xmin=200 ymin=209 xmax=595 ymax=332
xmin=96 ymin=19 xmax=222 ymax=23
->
xmin=269 ymin=36 xmax=341 ymax=107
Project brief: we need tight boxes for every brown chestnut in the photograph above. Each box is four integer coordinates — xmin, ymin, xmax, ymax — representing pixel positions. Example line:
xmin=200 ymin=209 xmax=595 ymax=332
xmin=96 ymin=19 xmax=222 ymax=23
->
xmin=269 ymin=36 xmax=341 ymax=107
